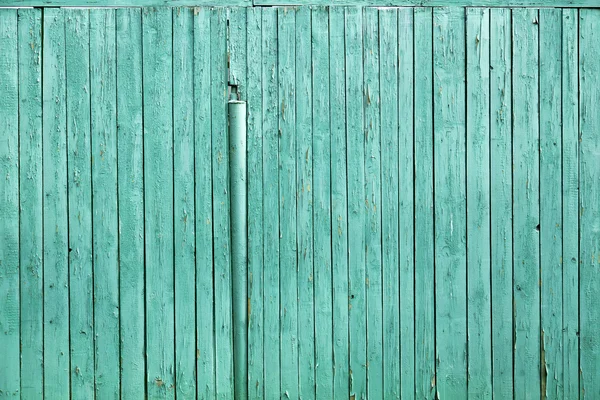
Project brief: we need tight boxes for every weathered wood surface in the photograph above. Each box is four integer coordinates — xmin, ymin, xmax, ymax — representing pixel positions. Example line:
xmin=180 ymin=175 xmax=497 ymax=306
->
xmin=0 ymin=6 xmax=597 ymax=399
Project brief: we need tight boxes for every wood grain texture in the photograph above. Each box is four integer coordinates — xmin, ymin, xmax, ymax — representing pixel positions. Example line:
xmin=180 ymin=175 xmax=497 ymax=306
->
xmin=466 ymin=7 xmax=492 ymax=399
xmin=65 ymin=9 xmax=94 ymax=398
xmin=142 ymin=7 xmax=175 ymax=398
xmin=18 ymin=8 xmax=44 ymax=399
xmin=579 ymin=9 xmax=600 ymax=400
xmin=42 ymin=9 xmax=70 ymax=398
xmin=512 ymin=8 xmax=540 ymax=398
xmin=489 ymin=8 xmax=513 ymax=399
xmin=311 ymin=7 xmax=333 ymax=399
xmin=0 ymin=9 xmax=20 ymax=397
xmin=414 ymin=7 xmax=435 ymax=400
xmin=116 ymin=7 xmax=145 ymax=398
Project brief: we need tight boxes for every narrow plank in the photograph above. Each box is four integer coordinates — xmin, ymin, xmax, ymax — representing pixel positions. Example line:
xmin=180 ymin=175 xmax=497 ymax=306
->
xmin=413 ymin=7 xmax=435 ymax=400
xmin=0 ymin=8 xmax=20 ymax=397
xmin=261 ymin=8 xmax=281 ymax=400
xmin=18 ymin=8 xmax=44 ymax=399
xmin=312 ymin=6 xmax=333 ymax=399
xmin=433 ymin=7 xmax=467 ymax=399
xmin=42 ymin=9 xmax=70 ymax=399
xmin=173 ymin=7 xmax=196 ymax=399
xmin=561 ymin=8 xmax=579 ymax=400
xmin=397 ymin=8 xmax=415 ymax=400
xmin=489 ymin=7 xmax=513 ymax=399
xmin=539 ymin=8 xmax=563 ymax=399
xmin=193 ymin=6 xmax=215 ymax=399
xmin=278 ymin=7 xmax=299 ymax=399
xmin=246 ymin=7 xmax=264 ymax=399
xmin=345 ymin=7 xmax=367 ymax=399
xmin=142 ymin=7 xmax=175 ymax=398
xmin=210 ymin=8 xmax=233 ymax=398
xmin=363 ymin=8 xmax=383 ymax=398
xmin=579 ymin=9 xmax=600 ymax=399
xmin=295 ymin=6 xmax=315 ymax=400
xmin=116 ymin=7 xmax=145 ymax=399
xmin=228 ymin=7 xmax=247 ymax=98
xmin=329 ymin=7 xmax=349 ymax=399
xmin=89 ymin=9 xmax=120 ymax=398
xmin=379 ymin=9 xmax=400 ymax=399
xmin=65 ymin=9 xmax=94 ymax=398
xmin=512 ymin=8 xmax=541 ymax=398
xmin=466 ymin=7 xmax=492 ymax=399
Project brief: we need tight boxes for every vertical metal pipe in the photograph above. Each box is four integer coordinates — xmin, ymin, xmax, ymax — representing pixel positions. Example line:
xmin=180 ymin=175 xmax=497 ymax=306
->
xmin=228 ymin=100 xmax=247 ymax=400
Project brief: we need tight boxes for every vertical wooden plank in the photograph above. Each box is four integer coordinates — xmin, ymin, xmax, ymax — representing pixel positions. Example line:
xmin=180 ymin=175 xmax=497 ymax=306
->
xmin=278 ymin=7 xmax=298 ymax=399
xmin=0 ymin=8 xmax=19 ymax=397
xmin=363 ymin=8 xmax=383 ymax=399
xmin=295 ymin=6 xmax=315 ymax=400
xmin=579 ymin=9 xmax=600 ymax=400
xmin=246 ymin=7 xmax=264 ymax=399
xmin=561 ymin=8 xmax=579 ymax=400
xmin=466 ymin=7 xmax=492 ymax=399
xmin=413 ymin=7 xmax=435 ymax=400
xmin=90 ymin=9 xmax=120 ymax=398
xmin=229 ymin=7 xmax=247 ymax=98
xmin=312 ymin=6 xmax=333 ymax=399
xmin=42 ymin=9 xmax=70 ymax=399
xmin=210 ymin=8 xmax=233 ymax=398
xmin=65 ymin=9 xmax=94 ymax=398
xmin=512 ymin=9 xmax=540 ymax=398
xmin=142 ymin=7 xmax=175 ymax=398
xmin=398 ymin=9 xmax=415 ymax=400
xmin=489 ymin=8 xmax=513 ymax=399
xmin=116 ymin=7 xmax=145 ymax=398
xmin=346 ymin=7 xmax=367 ymax=399
xmin=261 ymin=8 xmax=280 ymax=400
xmin=379 ymin=9 xmax=400 ymax=399
xmin=193 ymin=7 xmax=215 ymax=399
xmin=539 ymin=8 xmax=563 ymax=399
xmin=18 ymin=8 xmax=44 ymax=398
xmin=433 ymin=7 xmax=467 ymax=399
xmin=173 ymin=7 xmax=196 ymax=399
xmin=329 ymin=7 xmax=349 ymax=399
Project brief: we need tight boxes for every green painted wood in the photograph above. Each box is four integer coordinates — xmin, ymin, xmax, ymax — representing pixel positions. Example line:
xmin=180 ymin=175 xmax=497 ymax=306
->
xmin=64 ymin=9 xmax=94 ymax=398
xmin=539 ymin=8 xmax=563 ymax=399
xmin=210 ymin=8 xmax=234 ymax=398
xmin=277 ymin=8 xmax=299 ymax=399
xmin=261 ymin=8 xmax=281 ymax=400
xmin=345 ymin=7 xmax=367 ymax=400
xmin=90 ymin=9 xmax=120 ymax=398
xmin=193 ymin=7 xmax=215 ymax=399
xmin=0 ymin=8 xmax=20 ymax=397
xmin=489 ymin=7 xmax=509 ymax=388
xmin=116 ymin=7 xmax=145 ymax=399
xmin=561 ymin=8 xmax=579 ymax=400
xmin=295 ymin=6 xmax=315 ymax=400
xmin=312 ymin=6 xmax=333 ymax=399
xmin=579 ymin=8 xmax=600 ymax=399
xmin=466 ymin=7 xmax=492 ymax=399
xmin=397 ymin=9 xmax=415 ymax=400
xmin=363 ymin=8 xmax=383 ymax=399
xmin=489 ymin=8 xmax=513 ymax=399
xmin=42 ymin=9 xmax=70 ymax=399
xmin=413 ymin=7 xmax=435 ymax=400
xmin=379 ymin=9 xmax=400 ymax=398
xmin=229 ymin=7 xmax=247 ymax=98
xmin=142 ymin=7 xmax=175 ymax=398
xmin=18 ymin=8 xmax=44 ymax=399
xmin=246 ymin=7 xmax=264 ymax=399
xmin=329 ymin=7 xmax=349 ymax=399
xmin=173 ymin=7 xmax=196 ymax=398
xmin=512 ymin=8 xmax=541 ymax=398
xmin=433 ymin=7 xmax=467 ymax=399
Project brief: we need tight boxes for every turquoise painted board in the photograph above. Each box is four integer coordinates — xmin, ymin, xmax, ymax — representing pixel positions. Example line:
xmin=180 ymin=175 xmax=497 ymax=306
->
xmin=1 ymin=6 xmax=600 ymax=400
